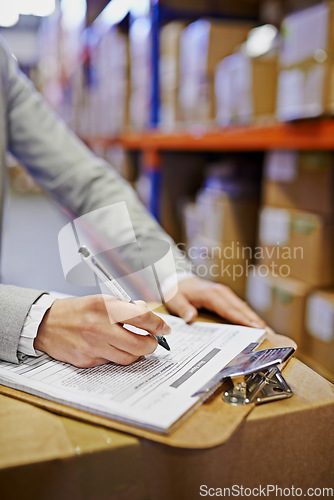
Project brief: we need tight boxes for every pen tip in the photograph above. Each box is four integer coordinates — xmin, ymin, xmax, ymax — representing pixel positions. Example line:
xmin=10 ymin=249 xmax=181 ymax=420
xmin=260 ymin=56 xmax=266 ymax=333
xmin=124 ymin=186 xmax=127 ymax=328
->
xmin=159 ymin=337 xmax=171 ymax=351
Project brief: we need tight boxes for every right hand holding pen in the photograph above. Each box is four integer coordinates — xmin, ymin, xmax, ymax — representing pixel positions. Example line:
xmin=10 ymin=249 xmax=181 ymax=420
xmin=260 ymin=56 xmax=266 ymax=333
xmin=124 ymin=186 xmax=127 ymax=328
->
xmin=34 ymin=295 xmax=171 ymax=368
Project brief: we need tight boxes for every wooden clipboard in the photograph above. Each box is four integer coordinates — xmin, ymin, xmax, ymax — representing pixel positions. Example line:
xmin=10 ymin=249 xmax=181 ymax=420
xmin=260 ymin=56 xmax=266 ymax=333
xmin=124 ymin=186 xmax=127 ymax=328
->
xmin=0 ymin=325 xmax=300 ymax=449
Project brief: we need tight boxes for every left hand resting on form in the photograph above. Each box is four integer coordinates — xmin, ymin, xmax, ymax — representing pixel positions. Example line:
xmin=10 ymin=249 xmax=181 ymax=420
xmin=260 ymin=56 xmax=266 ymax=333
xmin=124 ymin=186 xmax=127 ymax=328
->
xmin=165 ymin=277 xmax=266 ymax=328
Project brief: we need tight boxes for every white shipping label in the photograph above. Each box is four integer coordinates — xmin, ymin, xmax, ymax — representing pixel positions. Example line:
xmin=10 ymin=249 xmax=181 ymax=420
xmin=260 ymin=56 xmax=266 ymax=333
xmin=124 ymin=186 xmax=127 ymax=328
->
xmin=265 ymin=151 xmax=298 ymax=182
xmin=280 ymin=3 xmax=328 ymax=66
xmin=303 ymin=64 xmax=325 ymax=117
xmin=259 ymin=208 xmax=291 ymax=246
xmin=246 ymin=272 xmax=272 ymax=312
xmin=307 ymin=295 xmax=334 ymax=342
xmin=277 ymin=69 xmax=304 ymax=121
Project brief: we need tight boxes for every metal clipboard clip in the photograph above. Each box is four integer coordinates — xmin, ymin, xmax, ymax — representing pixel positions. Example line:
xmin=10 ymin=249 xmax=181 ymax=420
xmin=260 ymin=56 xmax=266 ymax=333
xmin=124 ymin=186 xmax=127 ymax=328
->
xmin=193 ymin=343 xmax=295 ymax=406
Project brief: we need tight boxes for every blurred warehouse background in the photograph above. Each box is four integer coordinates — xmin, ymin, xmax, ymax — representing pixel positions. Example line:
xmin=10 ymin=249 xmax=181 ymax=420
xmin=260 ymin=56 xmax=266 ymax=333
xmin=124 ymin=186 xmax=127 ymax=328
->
xmin=1 ymin=0 xmax=333 ymax=382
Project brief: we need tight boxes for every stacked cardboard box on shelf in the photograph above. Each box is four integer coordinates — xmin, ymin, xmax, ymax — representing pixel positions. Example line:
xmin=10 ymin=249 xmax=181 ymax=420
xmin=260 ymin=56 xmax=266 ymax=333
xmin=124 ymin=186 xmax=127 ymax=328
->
xmin=246 ymin=270 xmax=312 ymax=345
xmin=215 ymin=51 xmax=277 ymax=126
xmin=304 ymin=289 xmax=334 ymax=381
xmin=129 ymin=17 xmax=152 ymax=130
xmin=71 ymin=26 xmax=130 ymax=137
xmin=276 ymin=2 xmax=334 ymax=121
xmin=248 ymin=150 xmax=334 ymax=380
xmin=160 ymin=22 xmax=187 ymax=130
xmin=178 ymin=19 xmax=252 ymax=126
xmin=183 ymin=160 xmax=260 ymax=298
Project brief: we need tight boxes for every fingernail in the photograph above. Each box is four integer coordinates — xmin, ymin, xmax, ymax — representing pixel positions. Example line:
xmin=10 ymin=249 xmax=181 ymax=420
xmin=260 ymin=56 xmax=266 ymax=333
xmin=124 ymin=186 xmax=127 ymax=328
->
xmin=162 ymin=324 xmax=172 ymax=335
xmin=183 ymin=310 xmax=195 ymax=323
xmin=250 ymin=321 xmax=265 ymax=329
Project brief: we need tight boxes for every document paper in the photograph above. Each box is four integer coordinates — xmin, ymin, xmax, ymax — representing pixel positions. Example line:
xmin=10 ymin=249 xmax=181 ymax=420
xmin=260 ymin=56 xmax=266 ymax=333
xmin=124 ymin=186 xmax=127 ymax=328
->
xmin=0 ymin=315 xmax=264 ymax=434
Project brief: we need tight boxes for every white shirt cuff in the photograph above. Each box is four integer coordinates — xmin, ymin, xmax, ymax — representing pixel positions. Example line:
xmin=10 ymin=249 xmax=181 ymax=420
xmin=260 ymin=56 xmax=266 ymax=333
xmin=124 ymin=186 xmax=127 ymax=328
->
xmin=18 ymin=294 xmax=56 ymax=357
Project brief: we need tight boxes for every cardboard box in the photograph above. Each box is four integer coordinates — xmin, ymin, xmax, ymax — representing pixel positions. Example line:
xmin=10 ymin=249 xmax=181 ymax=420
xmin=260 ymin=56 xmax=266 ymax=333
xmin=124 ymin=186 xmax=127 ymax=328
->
xmin=246 ymin=269 xmax=313 ymax=345
xmin=258 ymin=206 xmax=334 ymax=286
xmin=0 ymin=393 xmax=149 ymax=500
xmin=263 ymin=151 xmax=334 ymax=214
xmin=196 ymin=188 xmax=259 ymax=244
xmin=280 ymin=2 xmax=334 ymax=68
xmin=160 ymin=22 xmax=186 ymax=130
xmin=246 ymin=268 xmax=274 ymax=325
xmin=187 ymin=234 xmax=251 ymax=298
xmin=276 ymin=58 xmax=334 ymax=120
xmin=1 ymin=333 xmax=334 ymax=500
xmin=277 ymin=2 xmax=334 ymax=120
xmin=142 ymin=358 xmax=334 ymax=500
xmin=304 ymin=289 xmax=334 ymax=381
xmin=271 ymin=275 xmax=313 ymax=345
xmin=129 ymin=17 xmax=152 ymax=130
xmin=179 ymin=19 xmax=252 ymax=125
xmin=215 ymin=52 xmax=278 ymax=126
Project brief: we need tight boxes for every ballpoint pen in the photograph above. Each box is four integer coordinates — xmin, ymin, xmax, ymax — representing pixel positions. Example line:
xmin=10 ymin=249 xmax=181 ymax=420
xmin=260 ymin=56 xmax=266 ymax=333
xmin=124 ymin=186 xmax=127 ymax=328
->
xmin=78 ymin=245 xmax=170 ymax=351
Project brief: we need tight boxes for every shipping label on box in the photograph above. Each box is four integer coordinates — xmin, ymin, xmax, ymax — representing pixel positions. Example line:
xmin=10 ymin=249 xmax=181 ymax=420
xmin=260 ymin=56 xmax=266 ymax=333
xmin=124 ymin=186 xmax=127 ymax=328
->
xmin=276 ymin=60 xmax=334 ymax=121
xmin=246 ymin=270 xmax=273 ymax=324
xmin=179 ymin=19 xmax=252 ymax=124
xmin=271 ymin=275 xmax=312 ymax=345
xmin=280 ymin=2 xmax=334 ymax=67
xmin=215 ymin=52 xmax=277 ymax=127
xmin=306 ymin=292 xmax=334 ymax=343
xmin=305 ymin=289 xmax=334 ymax=377
xmin=263 ymin=151 xmax=334 ymax=214
xmin=258 ymin=207 xmax=334 ymax=286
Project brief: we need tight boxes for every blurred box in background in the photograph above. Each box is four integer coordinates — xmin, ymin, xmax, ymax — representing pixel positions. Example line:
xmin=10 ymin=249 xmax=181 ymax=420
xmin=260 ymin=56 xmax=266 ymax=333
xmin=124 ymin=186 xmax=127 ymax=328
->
xmin=215 ymin=52 xmax=277 ymax=126
xmin=277 ymin=2 xmax=334 ymax=120
xmin=246 ymin=269 xmax=312 ymax=346
xmin=129 ymin=17 xmax=152 ymax=130
xmin=270 ymin=275 xmax=312 ymax=345
xmin=263 ymin=151 xmax=334 ymax=214
xmin=183 ymin=159 xmax=261 ymax=298
xmin=305 ymin=289 xmax=334 ymax=382
xmin=160 ymin=21 xmax=187 ymax=130
xmin=246 ymin=269 xmax=274 ymax=325
xmin=196 ymin=189 xmax=259 ymax=243
xmin=179 ymin=19 xmax=252 ymax=126
xmin=258 ymin=206 xmax=334 ymax=286
xmin=93 ymin=27 xmax=130 ymax=136
xmin=187 ymin=234 xmax=250 ymax=299
xmin=71 ymin=26 xmax=129 ymax=137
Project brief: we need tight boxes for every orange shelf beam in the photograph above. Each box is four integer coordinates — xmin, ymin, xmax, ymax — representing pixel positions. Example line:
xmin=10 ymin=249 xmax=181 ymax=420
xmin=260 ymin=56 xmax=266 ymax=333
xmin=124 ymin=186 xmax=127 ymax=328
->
xmin=84 ymin=119 xmax=334 ymax=152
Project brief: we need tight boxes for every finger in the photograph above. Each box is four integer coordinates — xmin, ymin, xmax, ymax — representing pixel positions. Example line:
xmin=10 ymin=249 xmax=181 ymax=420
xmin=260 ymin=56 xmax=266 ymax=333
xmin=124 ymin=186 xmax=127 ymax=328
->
xmin=103 ymin=298 xmax=171 ymax=335
xmin=201 ymin=286 xmax=266 ymax=328
xmin=98 ymin=344 xmax=141 ymax=366
xmin=105 ymin=325 xmax=158 ymax=356
xmin=166 ymin=293 xmax=198 ymax=323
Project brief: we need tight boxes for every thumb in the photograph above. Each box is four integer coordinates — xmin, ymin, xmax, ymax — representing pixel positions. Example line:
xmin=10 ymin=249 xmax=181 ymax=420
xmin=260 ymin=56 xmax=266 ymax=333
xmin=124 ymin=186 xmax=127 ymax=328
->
xmin=166 ymin=292 xmax=198 ymax=323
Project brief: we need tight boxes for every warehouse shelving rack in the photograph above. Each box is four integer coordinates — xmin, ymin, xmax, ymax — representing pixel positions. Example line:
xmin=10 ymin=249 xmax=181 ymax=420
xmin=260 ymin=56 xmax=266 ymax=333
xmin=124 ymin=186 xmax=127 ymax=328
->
xmin=85 ymin=1 xmax=334 ymax=221
xmin=84 ymin=119 xmax=334 ymax=220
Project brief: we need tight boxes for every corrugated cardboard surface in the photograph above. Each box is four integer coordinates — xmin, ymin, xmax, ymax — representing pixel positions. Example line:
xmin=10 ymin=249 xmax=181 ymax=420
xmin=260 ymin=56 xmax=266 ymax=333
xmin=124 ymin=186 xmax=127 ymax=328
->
xmin=1 ymin=320 xmax=333 ymax=500
xmin=142 ymin=361 xmax=334 ymax=500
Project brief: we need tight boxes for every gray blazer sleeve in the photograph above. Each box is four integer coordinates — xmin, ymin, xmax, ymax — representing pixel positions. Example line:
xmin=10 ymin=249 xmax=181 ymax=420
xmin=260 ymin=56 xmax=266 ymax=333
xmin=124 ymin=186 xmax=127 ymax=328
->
xmin=0 ymin=40 xmax=192 ymax=363
xmin=3 ymin=40 xmax=191 ymax=279
xmin=0 ymin=285 xmax=47 ymax=363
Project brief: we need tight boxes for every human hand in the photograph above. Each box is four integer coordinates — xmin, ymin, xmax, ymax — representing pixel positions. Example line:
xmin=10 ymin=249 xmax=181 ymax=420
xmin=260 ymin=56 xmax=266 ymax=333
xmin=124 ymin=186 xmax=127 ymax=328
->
xmin=34 ymin=295 xmax=171 ymax=368
xmin=165 ymin=277 xmax=266 ymax=328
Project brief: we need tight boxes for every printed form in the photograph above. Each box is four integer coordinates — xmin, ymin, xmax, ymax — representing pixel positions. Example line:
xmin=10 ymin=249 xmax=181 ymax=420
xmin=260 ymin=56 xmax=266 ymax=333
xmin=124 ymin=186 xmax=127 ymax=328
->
xmin=0 ymin=314 xmax=264 ymax=433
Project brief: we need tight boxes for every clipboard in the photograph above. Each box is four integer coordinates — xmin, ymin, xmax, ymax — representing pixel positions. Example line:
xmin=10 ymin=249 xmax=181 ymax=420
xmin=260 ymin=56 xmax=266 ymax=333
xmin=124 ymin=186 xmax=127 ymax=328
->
xmin=0 ymin=330 xmax=298 ymax=449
